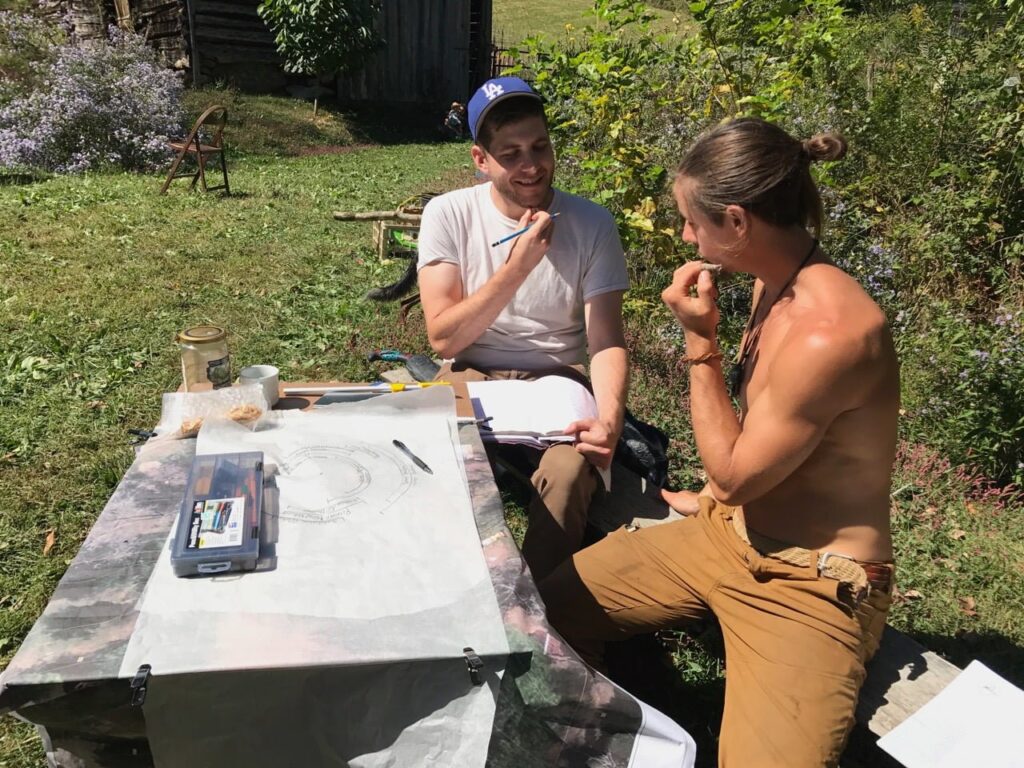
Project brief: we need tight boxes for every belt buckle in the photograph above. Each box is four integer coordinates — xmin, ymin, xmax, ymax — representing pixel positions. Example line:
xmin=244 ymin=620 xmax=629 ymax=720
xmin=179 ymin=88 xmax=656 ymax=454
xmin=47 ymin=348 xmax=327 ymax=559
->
xmin=817 ymin=550 xmax=853 ymax=577
xmin=818 ymin=551 xmax=870 ymax=604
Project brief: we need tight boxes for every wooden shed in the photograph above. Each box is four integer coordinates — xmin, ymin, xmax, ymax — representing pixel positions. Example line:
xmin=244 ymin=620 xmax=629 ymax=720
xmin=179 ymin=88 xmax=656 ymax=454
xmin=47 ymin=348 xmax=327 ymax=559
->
xmin=44 ymin=0 xmax=493 ymax=106
xmin=336 ymin=0 xmax=493 ymax=105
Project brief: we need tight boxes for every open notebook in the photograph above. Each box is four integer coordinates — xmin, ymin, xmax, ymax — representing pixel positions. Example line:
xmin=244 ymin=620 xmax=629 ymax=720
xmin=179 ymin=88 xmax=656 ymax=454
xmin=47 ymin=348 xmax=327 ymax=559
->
xmin=466 ymin=376 xmax=596 ymax=447
xmin=466 ymin=376 xmax=611 ymax=490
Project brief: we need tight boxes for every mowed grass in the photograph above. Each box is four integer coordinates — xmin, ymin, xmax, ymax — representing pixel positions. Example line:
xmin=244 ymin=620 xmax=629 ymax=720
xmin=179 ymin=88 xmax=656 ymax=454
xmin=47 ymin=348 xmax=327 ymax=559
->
xmin=1 ymin=82 xmax=1023 ymax=768
xmin=0 ymin=93 xmax=472 ymax=764
xmin=493 ymin=0 xmax=683 ymax=47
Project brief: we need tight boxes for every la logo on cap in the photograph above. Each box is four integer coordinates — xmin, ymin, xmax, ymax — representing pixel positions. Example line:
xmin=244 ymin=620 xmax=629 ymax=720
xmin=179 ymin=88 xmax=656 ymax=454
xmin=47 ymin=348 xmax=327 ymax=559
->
xmin=482 ymin=82 xmax=505 ymax=101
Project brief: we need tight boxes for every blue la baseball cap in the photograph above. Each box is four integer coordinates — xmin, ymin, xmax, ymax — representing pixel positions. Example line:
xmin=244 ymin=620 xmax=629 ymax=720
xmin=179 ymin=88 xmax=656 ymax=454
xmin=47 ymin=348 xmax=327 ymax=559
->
xmin=467 ymin=76 xmax=542 ymax=141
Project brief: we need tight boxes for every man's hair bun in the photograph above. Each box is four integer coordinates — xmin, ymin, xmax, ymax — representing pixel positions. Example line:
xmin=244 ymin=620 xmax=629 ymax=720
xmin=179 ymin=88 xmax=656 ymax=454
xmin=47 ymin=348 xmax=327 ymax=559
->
xmin=803 ymin=133 xmax=847 ymax=162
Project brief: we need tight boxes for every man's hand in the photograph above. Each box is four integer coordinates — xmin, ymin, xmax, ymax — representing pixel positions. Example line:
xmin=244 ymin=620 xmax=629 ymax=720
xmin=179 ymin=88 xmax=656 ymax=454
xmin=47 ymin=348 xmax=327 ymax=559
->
xmin=662 ymin=262 xmax=720 ymax=349
xmin=564 ymin=417 xmax=618 ymax=470
xmin=506 ymin=209 xmax=555 ymax=274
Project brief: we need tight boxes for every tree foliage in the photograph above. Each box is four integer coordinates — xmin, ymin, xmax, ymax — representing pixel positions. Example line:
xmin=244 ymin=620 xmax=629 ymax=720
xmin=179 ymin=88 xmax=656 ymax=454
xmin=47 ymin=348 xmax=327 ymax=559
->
xmin=514 ymin=0 xmax=1024 ymax=485
xmin=256 ymin=0 xmax=383 ymax=76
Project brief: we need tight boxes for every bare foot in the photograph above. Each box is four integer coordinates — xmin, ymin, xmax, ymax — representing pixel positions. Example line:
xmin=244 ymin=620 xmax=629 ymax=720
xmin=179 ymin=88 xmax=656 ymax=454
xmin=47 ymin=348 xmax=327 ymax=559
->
xmin=660 ymin=488 xmax=701 ymax=516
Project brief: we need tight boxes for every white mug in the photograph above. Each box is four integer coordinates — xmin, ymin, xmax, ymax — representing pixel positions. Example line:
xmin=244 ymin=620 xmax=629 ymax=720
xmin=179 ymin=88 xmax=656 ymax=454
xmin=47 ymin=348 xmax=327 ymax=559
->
xmin=238 ymin=365 xmax=280 ymax=407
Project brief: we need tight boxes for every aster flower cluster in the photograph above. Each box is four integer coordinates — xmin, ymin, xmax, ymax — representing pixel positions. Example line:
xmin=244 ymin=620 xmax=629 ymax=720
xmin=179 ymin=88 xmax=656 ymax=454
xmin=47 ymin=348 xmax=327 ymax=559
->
xmin=0 ymin=23 xmax=184 ymax=174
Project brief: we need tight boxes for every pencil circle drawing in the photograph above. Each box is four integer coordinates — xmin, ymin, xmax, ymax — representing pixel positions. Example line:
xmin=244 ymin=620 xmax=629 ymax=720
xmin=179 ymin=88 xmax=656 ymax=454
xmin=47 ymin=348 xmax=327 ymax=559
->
xmin=275 ymin=443 xmax=415 ymax=522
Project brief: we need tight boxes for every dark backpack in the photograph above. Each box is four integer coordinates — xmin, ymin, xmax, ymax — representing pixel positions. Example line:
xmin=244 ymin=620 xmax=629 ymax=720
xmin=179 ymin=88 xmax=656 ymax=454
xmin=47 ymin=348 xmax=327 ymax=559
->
xmin=615 ymin=411 xmax=670 ymax=488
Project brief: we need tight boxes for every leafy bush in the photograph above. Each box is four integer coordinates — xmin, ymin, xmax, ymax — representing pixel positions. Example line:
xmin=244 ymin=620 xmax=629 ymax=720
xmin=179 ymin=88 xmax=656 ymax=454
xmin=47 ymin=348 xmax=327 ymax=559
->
xmin=0 ymin=24 xmax=183 ymax=174
xmin=515 ymin=0 xmax=1024 ymax=485
xmin=0 ymin=10 xmax=64 ymax=103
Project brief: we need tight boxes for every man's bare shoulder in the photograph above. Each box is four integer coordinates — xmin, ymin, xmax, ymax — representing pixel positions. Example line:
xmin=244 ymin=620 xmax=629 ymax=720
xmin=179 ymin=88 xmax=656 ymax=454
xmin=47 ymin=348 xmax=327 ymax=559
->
xmin=795 ymin=264 xmax=890 ymax=344
xmin=772 ymin=266 xmax=895 ymax=401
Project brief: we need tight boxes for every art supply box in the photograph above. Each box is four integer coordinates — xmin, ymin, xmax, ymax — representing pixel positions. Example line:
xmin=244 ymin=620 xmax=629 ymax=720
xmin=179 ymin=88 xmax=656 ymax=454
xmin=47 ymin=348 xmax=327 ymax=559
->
xmin=171 ymin=451 xmax=263 ymax=576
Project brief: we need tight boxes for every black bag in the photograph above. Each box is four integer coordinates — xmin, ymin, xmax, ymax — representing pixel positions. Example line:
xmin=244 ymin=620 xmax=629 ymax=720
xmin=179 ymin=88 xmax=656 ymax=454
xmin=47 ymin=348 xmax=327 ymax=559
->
xmin=615 ymin=411 xmax=670 ymax=488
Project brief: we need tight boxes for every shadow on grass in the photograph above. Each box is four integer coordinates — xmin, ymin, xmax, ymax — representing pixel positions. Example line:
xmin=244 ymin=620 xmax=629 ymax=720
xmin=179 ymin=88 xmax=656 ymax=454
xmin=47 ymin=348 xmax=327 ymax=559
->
xmin=0 ymin=171 xmax=49 ymax=186
xmin=605 ymin=629 xmax=724 ymax=768
xmin=338 ymin=101 xmax=464 ymax=147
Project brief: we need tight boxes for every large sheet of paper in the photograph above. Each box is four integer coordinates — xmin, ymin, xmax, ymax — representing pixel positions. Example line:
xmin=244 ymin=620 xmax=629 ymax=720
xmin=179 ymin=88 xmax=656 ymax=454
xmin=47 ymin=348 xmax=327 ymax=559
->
xmin=119 ymin=388 xmax=509 ymax=768
xmin=121 ymin=387 xmax=507 ymax=673
xmin=877 ymin=660 xmax=1024 ymax=768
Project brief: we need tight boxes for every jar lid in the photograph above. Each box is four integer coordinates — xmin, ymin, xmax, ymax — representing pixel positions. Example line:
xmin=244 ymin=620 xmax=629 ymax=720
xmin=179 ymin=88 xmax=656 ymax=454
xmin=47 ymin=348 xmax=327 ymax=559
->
xmin=178 ymin=325 xmax=226 ymax=343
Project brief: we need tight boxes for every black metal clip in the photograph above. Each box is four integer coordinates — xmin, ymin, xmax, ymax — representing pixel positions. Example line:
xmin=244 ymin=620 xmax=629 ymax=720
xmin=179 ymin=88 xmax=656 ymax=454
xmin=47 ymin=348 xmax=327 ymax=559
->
xmin=130 ymin=664 xmax=151 ymax=707
xmin=128 ymin=428 xmax=156 ymax=447
xmin=463 ymin=647 xmax=484 ymax=686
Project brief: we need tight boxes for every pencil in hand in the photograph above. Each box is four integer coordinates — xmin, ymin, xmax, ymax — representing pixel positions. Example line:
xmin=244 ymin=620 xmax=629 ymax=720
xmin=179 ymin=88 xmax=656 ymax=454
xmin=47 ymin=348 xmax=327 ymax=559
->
xmin=491 ymin=212 xmax=561 ymax=248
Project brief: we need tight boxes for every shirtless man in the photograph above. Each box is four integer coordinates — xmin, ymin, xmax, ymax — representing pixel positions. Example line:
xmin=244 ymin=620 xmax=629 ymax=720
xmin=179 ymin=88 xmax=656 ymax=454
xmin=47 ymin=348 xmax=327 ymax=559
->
xmin=538 ymin=117 xmax=900 ymax=767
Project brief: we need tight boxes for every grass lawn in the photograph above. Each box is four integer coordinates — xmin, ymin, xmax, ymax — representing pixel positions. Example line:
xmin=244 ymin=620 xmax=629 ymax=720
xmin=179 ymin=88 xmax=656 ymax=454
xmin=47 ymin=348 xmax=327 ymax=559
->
xmin=1 ymin=84 xmax=1023 ymax=768
xmin=493 ymin=0 xmax=683 ymax=47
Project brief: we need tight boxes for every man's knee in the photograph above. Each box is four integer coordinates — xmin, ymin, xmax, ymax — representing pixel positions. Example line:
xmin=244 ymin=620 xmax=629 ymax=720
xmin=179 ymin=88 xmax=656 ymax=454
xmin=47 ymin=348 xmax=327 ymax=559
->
xmin=532 ymin=444 xmax=595 ymax=496
xmin=531 ymin=446 xmax=597 ymax=525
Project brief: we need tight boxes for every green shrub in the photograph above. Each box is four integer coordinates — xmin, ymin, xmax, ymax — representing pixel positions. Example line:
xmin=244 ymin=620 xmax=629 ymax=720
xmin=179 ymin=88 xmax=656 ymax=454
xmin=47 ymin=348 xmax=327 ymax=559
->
xmin=515 ymin=0 xmax=1024 ymax=486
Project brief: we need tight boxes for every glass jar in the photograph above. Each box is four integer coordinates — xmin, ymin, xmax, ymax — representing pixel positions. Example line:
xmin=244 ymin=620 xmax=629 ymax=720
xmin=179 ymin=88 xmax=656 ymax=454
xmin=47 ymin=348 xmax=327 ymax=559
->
xmin=178 ymin=325 xmax=231 ymax=391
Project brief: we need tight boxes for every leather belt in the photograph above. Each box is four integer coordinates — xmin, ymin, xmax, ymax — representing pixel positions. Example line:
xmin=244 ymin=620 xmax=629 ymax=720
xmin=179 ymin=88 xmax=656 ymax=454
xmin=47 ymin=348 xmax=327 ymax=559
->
xmin=731 ymin=510 xmax=893 ymax=598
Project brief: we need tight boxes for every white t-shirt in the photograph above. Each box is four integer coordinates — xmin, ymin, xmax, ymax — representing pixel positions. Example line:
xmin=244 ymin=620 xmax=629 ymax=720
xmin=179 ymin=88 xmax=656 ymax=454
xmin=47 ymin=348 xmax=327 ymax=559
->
xmin=416 ymin=183 xmax=629 ymax=370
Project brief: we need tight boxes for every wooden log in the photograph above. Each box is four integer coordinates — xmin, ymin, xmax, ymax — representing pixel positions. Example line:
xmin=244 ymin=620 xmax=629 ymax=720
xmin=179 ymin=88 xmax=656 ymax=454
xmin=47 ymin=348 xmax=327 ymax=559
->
xmin=333 ymin=211 xmax=423 ymax=222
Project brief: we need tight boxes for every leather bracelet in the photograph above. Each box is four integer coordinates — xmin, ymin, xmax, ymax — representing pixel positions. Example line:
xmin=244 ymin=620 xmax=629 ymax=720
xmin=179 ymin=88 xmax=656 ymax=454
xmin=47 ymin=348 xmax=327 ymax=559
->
xmin=680 ymin=350 xmax=723 ymax=366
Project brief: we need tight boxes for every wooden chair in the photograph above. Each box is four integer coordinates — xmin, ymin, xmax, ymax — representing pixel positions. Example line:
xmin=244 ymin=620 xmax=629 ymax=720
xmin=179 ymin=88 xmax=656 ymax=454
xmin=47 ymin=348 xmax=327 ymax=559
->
xmin=160 ymin=105 xmax=230 ymax=195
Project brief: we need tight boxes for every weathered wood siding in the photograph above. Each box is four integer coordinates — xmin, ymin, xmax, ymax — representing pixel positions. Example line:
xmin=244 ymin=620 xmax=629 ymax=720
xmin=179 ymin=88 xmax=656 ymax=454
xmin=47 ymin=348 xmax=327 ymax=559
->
xmin=39 ymin=0 xmax=187 ymax=68
xmin=186 ymin=0 xmax=282 ymax=88
xmin=337 ymin=0 xmax=493 ymax=105
xmin=37 ymin=0 xmax=492 ymax=103
xmin=136 ymin=0 xmax=188 ymax=68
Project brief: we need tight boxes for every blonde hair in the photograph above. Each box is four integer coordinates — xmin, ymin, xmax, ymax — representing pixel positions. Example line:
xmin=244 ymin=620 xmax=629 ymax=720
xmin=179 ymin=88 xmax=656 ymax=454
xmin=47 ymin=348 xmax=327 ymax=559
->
xmin=676 ymin=117 xmax=846 ymax=236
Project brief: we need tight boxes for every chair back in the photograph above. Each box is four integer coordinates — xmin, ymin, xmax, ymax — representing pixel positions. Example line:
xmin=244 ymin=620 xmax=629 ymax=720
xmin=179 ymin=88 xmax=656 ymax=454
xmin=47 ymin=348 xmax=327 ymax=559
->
xmin=182 ymin=105 xmax=228 ymax=150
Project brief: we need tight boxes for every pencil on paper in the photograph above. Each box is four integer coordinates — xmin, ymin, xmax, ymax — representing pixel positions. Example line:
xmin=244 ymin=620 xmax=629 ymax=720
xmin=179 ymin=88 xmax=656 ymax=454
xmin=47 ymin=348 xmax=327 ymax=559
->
xmin=491 ymin=212 xmax=561 ymax=247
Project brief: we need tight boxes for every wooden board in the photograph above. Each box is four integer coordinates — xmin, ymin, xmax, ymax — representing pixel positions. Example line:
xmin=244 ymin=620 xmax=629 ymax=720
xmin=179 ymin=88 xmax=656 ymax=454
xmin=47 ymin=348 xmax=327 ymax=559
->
xmin=858 ymin=626 xmax=961 ymax=736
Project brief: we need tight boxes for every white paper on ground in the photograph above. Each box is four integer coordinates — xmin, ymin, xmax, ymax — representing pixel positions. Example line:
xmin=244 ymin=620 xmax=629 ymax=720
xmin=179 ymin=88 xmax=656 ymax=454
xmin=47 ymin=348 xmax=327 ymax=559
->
xmin=877 ymin=660 xmax=1024 ymax=768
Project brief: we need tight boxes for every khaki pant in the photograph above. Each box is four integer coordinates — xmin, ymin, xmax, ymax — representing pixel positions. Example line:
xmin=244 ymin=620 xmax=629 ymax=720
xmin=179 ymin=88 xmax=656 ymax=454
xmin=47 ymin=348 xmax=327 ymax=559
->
xmin=537 ymin=496 xmax=892 ymax=768
xmin=437 ymin=362 xmax=599 ymax=581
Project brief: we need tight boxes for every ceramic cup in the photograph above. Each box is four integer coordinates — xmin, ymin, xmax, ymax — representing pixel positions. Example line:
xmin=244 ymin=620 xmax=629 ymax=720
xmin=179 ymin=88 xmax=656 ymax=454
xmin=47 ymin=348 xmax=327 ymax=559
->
xmin=238 ymin=364 xmax=280 ymax=407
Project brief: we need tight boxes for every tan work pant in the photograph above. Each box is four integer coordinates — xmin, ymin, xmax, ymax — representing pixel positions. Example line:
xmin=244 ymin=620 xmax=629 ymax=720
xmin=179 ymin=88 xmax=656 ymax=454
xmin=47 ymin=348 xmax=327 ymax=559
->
xmin=538 ymin=496 xmax=892 ymax=768
xmin=437 ymin=362 xmax=599 ymax=581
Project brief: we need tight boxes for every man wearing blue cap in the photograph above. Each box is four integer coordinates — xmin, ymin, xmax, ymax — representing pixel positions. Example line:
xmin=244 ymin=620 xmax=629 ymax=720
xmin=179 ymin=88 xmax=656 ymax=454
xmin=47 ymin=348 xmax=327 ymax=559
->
xmin=417 ymin=76 xmax=629 ymax=582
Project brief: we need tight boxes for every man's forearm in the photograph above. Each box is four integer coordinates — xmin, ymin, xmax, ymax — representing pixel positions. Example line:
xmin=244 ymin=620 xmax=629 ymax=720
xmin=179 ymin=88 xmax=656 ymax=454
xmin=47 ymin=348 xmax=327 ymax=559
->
xmin=426 ymin=261 xmax=531 ymax=358
xmin=686 ymin=338 xmax=742 ymax=500
xmin=591 ymin=344 xmax=628 ymax=436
